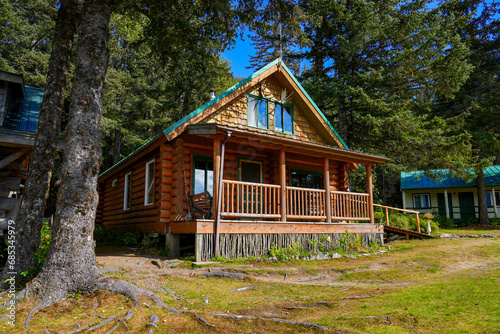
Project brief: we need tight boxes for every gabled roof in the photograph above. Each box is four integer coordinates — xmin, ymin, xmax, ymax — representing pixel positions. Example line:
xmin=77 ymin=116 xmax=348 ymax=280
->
xmin=100 ymin=59 xmax=357 ymax=179
xmin=163 ymin=58 xmax=349 ymax=149
xmin=400 ymin=166 xmax=500 ymax=190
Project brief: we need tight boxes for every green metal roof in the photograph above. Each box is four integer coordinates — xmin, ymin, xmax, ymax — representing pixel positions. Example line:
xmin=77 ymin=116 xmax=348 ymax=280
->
xmin=400 ymin=166 xmax=500 ymax=190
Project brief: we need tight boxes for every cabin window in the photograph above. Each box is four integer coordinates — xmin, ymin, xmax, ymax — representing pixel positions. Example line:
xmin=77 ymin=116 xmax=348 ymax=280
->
xmin=145 ymin=159 xmax=155 ymax=205
xmin=247 ymin=94 xmax=268 ymax=129
xmin=194 ymin=157 xmax=213 ymax=195
xmin=413 ymin=194 xmax=430 ymax=209
xmin=112 ymin=179 xmax=117 ymax=187
xmin=496 ymin=192 xmax=500 ymax=207
xmin=124 ymin=172 xmax=131 ymax=210
xmin=291 ymin=170 xmax=323 ymax=189
xmin=274 ymin=102 xmax=294 ymax=134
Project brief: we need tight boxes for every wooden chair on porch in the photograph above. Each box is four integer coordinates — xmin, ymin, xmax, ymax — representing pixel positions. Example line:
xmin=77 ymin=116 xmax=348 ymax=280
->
xmin=185 ymin=191 xmax=213 ymax=220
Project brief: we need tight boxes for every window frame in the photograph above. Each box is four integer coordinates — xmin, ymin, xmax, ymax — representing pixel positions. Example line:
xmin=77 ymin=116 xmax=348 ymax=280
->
xmin=413 ymin=193 xmax=431 ymax=209
xmin=193 ymin=156 xmax=214 ymax=196
xmin=144 ymin=159 xmax=155 ymax=206
xmin=274 ymin=101 xmax=294 ymax=134
xmin=123 ymin=172 xmax=131 ymax=210
xmin=247 ymin=93 xmax=269 ymax=130
xmin=290 ymin=169 xmax=324 ymax=189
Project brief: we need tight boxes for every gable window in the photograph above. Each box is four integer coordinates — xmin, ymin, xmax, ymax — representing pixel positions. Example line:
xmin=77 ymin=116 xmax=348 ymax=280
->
xmin=145 ymin=159 xmax=155 ymax=205
xmin=274 ymin=102 xmax=294 ymax=134
xmin=413 ymin=194 xmax=430 ymax=209
xmin=124 ymin=172 xmax=131 ymax=210
xmin=194 ymin=157 xmax=213 ymax=195
xmin=247 ymin=94 xmax=268 ymax=129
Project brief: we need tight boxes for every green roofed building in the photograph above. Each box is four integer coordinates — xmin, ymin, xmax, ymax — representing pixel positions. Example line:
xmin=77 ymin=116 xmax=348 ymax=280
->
xmin=400 ymin=166 xmax=500 ymax=223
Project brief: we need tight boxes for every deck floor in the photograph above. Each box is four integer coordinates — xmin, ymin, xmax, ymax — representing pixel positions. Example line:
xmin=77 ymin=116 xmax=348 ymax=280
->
xmin=168 ymin=219 xmax=383 ymax=234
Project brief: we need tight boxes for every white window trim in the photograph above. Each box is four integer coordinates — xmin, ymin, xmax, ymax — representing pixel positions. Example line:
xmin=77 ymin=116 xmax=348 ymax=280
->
xmin=413 ymin=193 xmax=431 ymax=209
xmin=124 ymin=172 xmax=131 ymax=210
xmin=145 ymin=159 xmax=155 ymax=206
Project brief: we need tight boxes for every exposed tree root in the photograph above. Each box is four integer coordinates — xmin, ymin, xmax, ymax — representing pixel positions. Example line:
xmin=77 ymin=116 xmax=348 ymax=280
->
xmin=210 ymin=312 xmax=357 ymax=333
xmin=86 ymin=314 xmax=118 ymax=332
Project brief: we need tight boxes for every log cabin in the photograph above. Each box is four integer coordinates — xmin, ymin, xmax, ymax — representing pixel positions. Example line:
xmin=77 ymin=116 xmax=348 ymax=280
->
xmin=97 ymin=59 xmax=390 ymax=261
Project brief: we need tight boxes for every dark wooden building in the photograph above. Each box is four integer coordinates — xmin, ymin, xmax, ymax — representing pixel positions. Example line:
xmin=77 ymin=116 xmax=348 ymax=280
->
xmin=97 ymin=60 xmax=389 ymax=261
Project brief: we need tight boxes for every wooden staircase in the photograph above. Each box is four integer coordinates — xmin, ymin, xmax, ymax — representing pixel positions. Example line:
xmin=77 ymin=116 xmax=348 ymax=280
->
xmin=384 ymin=225 xmax=436 ymax=240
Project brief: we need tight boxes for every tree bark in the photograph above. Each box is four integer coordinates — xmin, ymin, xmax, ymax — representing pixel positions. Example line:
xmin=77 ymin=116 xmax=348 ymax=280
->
xmin=0 ymin=0 xmax=79 ymax=282
xmin=22 ymin=3 xmax=157 ymax=328
xmin=477 ymin=169 xmax=489 ymax=225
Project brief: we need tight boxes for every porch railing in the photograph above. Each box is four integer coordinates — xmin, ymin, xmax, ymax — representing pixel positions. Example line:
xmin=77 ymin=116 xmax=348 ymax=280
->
xmin=220 ymin=180 xmax=371 ymax=221
xmin=286 ymin=186 xmax=326 ymax=219
xmin=331 ymin=191 xmax=370 ymax=221
xmin=220 ymin=180 xmax=281 ymax=218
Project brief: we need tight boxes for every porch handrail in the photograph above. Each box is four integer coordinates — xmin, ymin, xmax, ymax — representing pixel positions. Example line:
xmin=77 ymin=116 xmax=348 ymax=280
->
xmin=373 ymin=204 xmax=421 ymax=233
xmin=221 ymin=180 xmax=281 ymax=218
xmin=286 ymin=186 xmax=326 ymax=219
xmin=331 ymin=191 xmax=370 ymax=221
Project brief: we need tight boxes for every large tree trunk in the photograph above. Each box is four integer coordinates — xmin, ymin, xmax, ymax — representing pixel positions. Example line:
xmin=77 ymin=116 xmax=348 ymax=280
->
xmin=477 ymin=169 xmax=489 ymax=225
xmin=22 ymin=2 xmax=157 ymax=328
xmin=0 ymin=0 xmax=78 ymax=282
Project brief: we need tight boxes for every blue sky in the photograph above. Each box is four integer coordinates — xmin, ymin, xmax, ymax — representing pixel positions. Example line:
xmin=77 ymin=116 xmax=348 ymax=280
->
xmin=221 ymin=31 xmax=255 ymax=79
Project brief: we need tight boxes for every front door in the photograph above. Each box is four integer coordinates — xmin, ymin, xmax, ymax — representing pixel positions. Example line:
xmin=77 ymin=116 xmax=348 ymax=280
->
xmin=437 ymin=193 xmax=446 ymax=217
xmin=458 ymin=192 xmax=475 ymax=220
xmin=239 ymin=160 xmax=263 ymax=215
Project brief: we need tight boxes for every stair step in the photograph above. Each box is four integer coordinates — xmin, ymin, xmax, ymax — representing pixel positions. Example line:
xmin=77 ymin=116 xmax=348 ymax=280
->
xmin=0 ymin=177 xmax=21 ymax=192
xmin=0 ymin=188 xmax=10 ymax=197
xmin=0 ymin=198 xmax=16 ymax=211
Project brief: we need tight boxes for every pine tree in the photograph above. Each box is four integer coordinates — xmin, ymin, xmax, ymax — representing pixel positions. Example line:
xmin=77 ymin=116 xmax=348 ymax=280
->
xmin=246 ymin=0 xmax=308 ymax=74
xmin=435 ymin=1 xmax=500 ymax=225
xmin=300 ymin=0 xmax=475 ymax=171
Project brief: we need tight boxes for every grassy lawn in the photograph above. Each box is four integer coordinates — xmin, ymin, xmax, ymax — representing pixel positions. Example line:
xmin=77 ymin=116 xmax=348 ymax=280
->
xmin=1 ymin=231 xmax=499 ymax=333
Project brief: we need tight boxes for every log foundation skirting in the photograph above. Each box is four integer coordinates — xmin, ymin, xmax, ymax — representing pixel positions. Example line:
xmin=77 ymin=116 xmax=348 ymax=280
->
xmin=198 ymin=232 xmax=382 ymax=261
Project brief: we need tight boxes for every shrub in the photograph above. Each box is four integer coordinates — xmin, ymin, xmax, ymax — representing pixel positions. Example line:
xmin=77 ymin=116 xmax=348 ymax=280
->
xmin=434 ymin=215 xmax=455 ymax=229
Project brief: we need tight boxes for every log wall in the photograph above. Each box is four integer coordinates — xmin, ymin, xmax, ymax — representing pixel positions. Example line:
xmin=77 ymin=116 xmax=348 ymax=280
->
xmin=198 ymin=232 xmax=382 ymax=261
xmin=98 ymin=149 xmax=163 ymax=232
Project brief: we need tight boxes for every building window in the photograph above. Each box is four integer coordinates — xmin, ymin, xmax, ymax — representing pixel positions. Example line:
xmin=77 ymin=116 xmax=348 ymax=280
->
xmin=194 ymin=157 xmax=213 ymax=195
xmin=291 ymin=170 xmax=323 ymax=189
xmin=247 ymin=94 xmax=268 ymax=129
xmin=145 ymin=159 xmax=154 ymax=205
xmin=112 ymin=179 xmax=117 ymax=187
xmin=124 ymin=172 xmax=131 ymax=210
xmin=274 ymin=102 xmax=294 ymax=134
xmin=413 ymin=194 xmax=431 ymax=209
xmin=496 ymin=192 xmax=500 ymax=207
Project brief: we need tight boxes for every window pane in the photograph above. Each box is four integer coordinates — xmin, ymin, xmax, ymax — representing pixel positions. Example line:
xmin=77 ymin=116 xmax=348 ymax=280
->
xmin=496 ymin=192 xmax=500 ymax=207
xmin=194 ymin=159 xmax=213 ymax=195
xmin=275 ymin=104 xmax=283 ymax=131
xmin=248 ymin=96 xmax=257 ymax=127
xmin=414 ymin=195 xmax=421 ymax=208
xmin=124 ymin=173 xmax=131 ymax=210
xmin=258 ymin=100 xmax=267 ymax=128
xmin=283 ymin=105 xmax=292 ymax=133
xmin=146 ymin=161 xmax=154 ymax=205
xmin=486 ymin=193 xmax=492 ymax=207
xmin=422 ymin=195 xmax=430 ymax=208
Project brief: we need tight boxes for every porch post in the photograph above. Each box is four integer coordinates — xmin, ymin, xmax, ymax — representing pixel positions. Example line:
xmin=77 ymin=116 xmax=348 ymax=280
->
xmin=213 ymin=137 xmax=221 ymax=256
xmin=280 ymin=149 xmax=286 ymax=222
xmin=213 ymin=138 xmax=221 ymax=219
xmin=444 ymin=189 xmax=450 ymax=218
xmin=366 ymin=164 xmax=374 ymax=223
xmin=492 ymin=188 xmax=498 ymax=218
xmin=402 ymin=190 xmax=406 ymax=210
xmin=324 ymin=157 xmax=331 ymax=223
